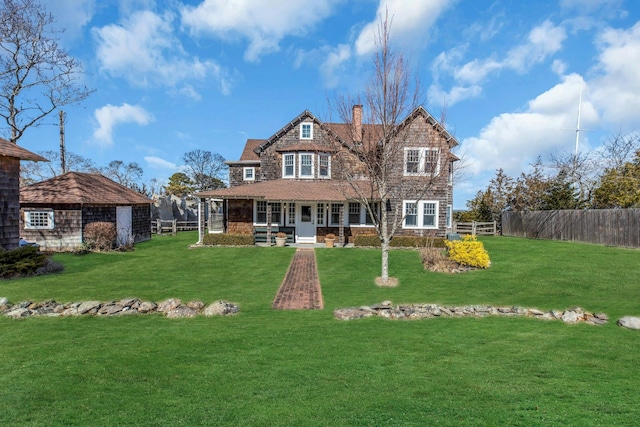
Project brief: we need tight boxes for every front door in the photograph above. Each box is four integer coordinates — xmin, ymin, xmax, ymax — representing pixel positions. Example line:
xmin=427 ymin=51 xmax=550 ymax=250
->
xmin=297 ymin=203 xmax=316 ymax=243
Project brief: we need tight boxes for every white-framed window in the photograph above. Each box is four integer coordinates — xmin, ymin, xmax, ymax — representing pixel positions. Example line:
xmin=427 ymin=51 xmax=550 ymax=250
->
xmin=256 ymin=201 xmax=267 ymax=224
xmin=403 ymin=200 xmax=439 ymax=229
xmin=300 ymin=122 xmax=313 ymax=139
xmin=283 ymin=153 xmax=295 ymax=178
xmin=364 ymin=202 xmax=379 ymax=225
xmin=404 ymin=148 xmax=441 ymax=176
xmin=330 ymin=203 xmax=342 ymax=225
xmin=243 ymin=167 xmax=255 ymax=181
xmin=348 ymin=202 xmax=361 ymax=225
xmin=271 ymin=203 xmax=282 ymax=224
xmin=317 ymin=203 xmax=325 ymax=226
xmin=446 ymin=205 xmax=452 ymax=229
xmin=24 ymin=210 xmax=54 ymax=230
xmin=288 ymin=203 xmax=295 ymax=225
xmin=299 ymin=153 xmax=313 ymax=178
xmin=319 ymin=153 xmax=330 ymax=178
xmin=448 ymin=161 xmax=454 ymax=185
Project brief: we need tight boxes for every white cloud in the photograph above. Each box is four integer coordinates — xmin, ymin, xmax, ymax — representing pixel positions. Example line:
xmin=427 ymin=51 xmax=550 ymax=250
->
xmin=430 ymin=20 xmax=567 ymax=107
xmin=590 ymin=22 xmax=640 ymax=127
xmin=320 ymin=44 xmax=352 ymax=88
xmin=145 ymin=156 xmax=177 ymax=170
xmin=93 ymin=103 xmax=154 ymax=146
xmin=47 ymin=0 xmax=96 ymax=42
xmin=354 ymin=0 xmax=453 ymax=57
xmin=180 ymin=0 xmax=340 ymax=62
xmin=93 ymin=10 xmax=232 ymax=95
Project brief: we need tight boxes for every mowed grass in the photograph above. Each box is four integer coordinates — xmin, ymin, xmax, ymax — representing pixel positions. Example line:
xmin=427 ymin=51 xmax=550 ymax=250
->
xmin=1 ymin=233 xmax=640 ymax=426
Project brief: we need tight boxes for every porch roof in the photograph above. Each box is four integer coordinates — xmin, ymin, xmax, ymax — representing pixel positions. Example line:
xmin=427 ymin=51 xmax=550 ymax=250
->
xmin=195 ymin=179 xmax=376 ymax=202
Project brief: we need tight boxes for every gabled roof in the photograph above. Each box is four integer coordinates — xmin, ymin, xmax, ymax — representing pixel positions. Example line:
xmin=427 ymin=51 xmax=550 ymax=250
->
xmin=196 ymin=179 xmax=375 ymax=202
xmin=0 ymin=138 xmax=48 ymax=162
xmin=20 ymin=172 xmax=152 ymax=205
xmin=398 ymin=106 xmax=459 ymax=148
xmin=254 ymin=110 xmax=323 ymax=154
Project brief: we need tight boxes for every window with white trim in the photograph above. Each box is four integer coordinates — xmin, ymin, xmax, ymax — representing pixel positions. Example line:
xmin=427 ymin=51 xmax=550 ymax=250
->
xmin=288 ymin=203 xmax=295 ymax=225
xmin=403 ymin=200 xmax=439 ymax=229
xmin=348 ymin=202 xmax=360 ymax=225
xmin=299 ymin=153 xmax=313 ymax=178
xmin=24 ymin=210 xmax=54 ymax=229
xmin=365 ymin=202 xmax=379 ymax=225
xmin=317 ymin=203 xmax=325 ymax=226
xmin=404 ymin=148 xmax=441 ymax=176
xmin=300 ymin=122 xmax=313 ymax=139
xmin=319 ymin=154 xmax=330 ymax=178
xmin=330 ymin=203 xmax=341 ymax=225
xmin=256 ymin=201 xmax=267 ymax=223
xmin=446 ymin=205 xmax=452 ymax=228
xmin=271 ymin=203 xmax=282 ymax=224
xmin=243 ymin=167 xmax=255 ymax=181
xmin=283 ymin=153 xmax=295 ymax=178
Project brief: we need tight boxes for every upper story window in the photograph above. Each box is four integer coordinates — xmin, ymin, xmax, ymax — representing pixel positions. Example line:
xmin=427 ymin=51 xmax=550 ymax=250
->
xmin=404 ymin=148 xmax=440 ymax=176
xmin=283 ymin=153 xmax=295 ymax=178
xmin=403 ymin=200 xmax=439 ymax=229
xmin=24 ymin=210 xmax=54 ymax=229
xmin=300 ymin=153 xmax=313 ymax=178
xmin=300 ymin=122 xmax=313 ymax=139
xmin=281 ymin=152 xmax=330 ymax=179
xmin=319 ymin=154 xmax=330 ymax=178
xmin=243 ymin=167 xmax=255 ymax=181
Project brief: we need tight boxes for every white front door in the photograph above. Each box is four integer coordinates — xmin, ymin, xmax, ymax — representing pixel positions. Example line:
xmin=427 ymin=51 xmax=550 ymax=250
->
xmin=297 ymin=203 xmax=316 ymax=243
xmin=116 ymin=206 xmax=133 ymax=246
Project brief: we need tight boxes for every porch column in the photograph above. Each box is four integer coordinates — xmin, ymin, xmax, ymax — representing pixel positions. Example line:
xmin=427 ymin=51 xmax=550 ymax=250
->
xmin=266 ymin=202 xmax=273 ymax=245
xmin=197 ymin=197 xmax=206 ymax=244
xmin=339 ymin=204 xmax=345 ymax=245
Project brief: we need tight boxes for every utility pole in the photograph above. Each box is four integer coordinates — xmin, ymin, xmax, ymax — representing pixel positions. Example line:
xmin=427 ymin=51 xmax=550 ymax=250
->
xmin=59 ymin=110 xmax=66 ymax=174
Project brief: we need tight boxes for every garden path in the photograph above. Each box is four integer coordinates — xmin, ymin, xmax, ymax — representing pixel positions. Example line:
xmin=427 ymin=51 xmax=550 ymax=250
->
xmin=272 ymin=248 xmax=324 ymax=310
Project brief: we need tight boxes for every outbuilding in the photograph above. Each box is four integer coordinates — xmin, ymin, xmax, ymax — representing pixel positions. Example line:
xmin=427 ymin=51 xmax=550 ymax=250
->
xmin=20 ymin=171 xmax=152 ymax=251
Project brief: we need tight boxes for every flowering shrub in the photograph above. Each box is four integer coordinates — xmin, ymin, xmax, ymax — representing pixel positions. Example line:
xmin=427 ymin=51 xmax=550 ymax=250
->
xmin=445 ymin=235 xmax=491 ymax=269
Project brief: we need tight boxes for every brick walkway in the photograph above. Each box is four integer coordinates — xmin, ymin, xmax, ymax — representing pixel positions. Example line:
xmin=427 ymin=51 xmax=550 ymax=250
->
xmin=272 ymin=248 xmax=324 ymax=310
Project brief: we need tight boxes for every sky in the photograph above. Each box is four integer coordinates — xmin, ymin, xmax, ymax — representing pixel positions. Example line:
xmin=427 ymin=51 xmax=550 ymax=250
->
xmin=12 ymin=0 xmax=640 ymax=208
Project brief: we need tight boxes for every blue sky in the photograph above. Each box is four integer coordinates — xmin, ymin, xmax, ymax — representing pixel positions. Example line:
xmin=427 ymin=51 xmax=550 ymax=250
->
xmin=15 ymin=0 xmax=640 ymax=208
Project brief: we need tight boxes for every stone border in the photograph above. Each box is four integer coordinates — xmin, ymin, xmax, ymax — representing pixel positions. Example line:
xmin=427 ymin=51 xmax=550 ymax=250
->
xmin=334 ymin=301 xmax=610 ymax=325
xmin=0 ymin=297 xmax=239 ymax=319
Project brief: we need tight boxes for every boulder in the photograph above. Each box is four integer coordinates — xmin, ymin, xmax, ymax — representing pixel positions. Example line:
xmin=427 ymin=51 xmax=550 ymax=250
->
xmin=561 ymin=310 xmax=580 ymax=324
xmin=618 ymin=316 xmax=640 ymax=330
xmin=138 ymin=301 xmax=158 ymax=313
xmin=77 ymin=301 xmax=101 ymax=314
xmin=157 ymin=298 xmax=182 ymax=312
xmin=165 ymin=306 xmax=197 ymax=318
xmin=203 ymin=301 xmax=239 ymax=316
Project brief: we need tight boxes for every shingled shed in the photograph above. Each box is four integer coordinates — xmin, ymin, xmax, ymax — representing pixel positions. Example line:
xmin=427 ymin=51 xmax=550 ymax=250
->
xmin=20 ymin=172 xmax=152 ymax=251
xmin=0 ymin=138 xmax=48 ymax=250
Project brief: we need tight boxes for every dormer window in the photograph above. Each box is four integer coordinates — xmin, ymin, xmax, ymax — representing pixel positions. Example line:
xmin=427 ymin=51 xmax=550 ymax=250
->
xmin=300 ymin=122 xmax=313 ymax=140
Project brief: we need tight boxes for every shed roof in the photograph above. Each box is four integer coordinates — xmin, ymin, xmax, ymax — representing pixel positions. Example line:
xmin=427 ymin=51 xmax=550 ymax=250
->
xmin=0 ymin=138 xmax=48 ymax=162
xmin=20 ymin=171 xmax=152 ymax=205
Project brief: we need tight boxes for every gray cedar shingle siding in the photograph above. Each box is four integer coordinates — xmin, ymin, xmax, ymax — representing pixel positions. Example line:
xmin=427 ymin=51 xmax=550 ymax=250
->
xmin=0 ymin=156 xmax=21 ymax=250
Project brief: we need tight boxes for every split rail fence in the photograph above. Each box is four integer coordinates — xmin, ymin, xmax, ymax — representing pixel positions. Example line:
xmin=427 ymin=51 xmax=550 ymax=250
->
xmin=502 ymin=209 xmax=640 ymax=248
xmin=453 ymin=221 xmax=497 ymax=236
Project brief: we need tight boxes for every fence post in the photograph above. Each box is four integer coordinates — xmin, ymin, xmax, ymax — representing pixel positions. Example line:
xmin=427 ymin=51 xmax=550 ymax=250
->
xmin=472 ymin=221 xmax=476 ymax=236
xmin=172 ymin=219 xmax=177 ymax=236
xmin=156 ymin=219 xmax=161 ymax=235
xmin=493 ymin=220 xmax=497 ymax=235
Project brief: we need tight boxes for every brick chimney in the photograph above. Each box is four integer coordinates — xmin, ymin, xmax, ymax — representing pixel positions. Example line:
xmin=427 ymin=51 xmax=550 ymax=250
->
xmin=352 ymin=104 xmax=362 ymax=144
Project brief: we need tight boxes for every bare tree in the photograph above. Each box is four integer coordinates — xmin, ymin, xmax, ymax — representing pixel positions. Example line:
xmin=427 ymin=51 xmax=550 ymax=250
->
xmin=331 ymin=12 xmax=449 ymax=285
xmin=596 ymin=130 xmax=640 ymax=172
xmin=182 ymin=149 xmax=227 ymax=191
xmin=101 ymin=160 xmax=143 ymax=190
xmin=20 ymin=149 xmax=95 ymax=185
xmin=0 ymin=0 xmax=93 ymax=144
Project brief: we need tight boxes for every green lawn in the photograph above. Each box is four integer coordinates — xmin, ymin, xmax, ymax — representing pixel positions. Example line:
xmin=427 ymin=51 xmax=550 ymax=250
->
xmin=1 ymin=233 xmax=639 ymax=426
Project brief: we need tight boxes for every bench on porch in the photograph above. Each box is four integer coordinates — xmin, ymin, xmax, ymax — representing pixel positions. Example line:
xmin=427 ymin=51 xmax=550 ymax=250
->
xmin=253 ymin=226 xmax=295 ymax=244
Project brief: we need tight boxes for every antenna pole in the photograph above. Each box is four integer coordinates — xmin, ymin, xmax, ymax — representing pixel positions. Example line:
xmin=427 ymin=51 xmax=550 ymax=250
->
xmin=575 ymin=76 xmax=583 ymax=157
xmin=59 ymin=110 xmax=66 ymax=174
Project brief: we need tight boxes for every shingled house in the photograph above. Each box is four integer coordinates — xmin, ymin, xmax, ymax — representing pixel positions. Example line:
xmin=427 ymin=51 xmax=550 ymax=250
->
xmin=0 ymin=138 xmax=48 ymax=250
xmin=20 ymin=172 xmax=152 ymax=251
xmin=196 ymin=105 xmax=458 ymax=245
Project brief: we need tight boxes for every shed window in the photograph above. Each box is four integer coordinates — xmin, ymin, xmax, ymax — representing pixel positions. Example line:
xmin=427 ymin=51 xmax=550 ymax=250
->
xmin=25 ymin=211 xmax=54 ymax=229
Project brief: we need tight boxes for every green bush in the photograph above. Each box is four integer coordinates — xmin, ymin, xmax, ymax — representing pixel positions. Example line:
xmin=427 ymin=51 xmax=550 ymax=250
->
xmin=0 ymin=246 xmax=49 ymax=279
xmin=354 ymin=234 xmax=446 ymax=248
xmin=202 ymin=233 xmax=254 ymax=246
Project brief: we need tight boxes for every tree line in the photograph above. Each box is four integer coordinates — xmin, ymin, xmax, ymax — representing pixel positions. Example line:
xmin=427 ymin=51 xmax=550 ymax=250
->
xmin=20 ymin=149 xmax=227 ymax=197
xmin=459 ymin=132 xmax=640 ymax=224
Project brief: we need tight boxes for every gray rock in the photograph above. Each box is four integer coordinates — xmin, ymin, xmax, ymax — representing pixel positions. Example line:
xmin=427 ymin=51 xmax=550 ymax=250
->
xmin=165 ymin=306 xmax=198 ymax=318
xmin=78 ymin=301 xmax=101 ymax=314
xmin=528 ymin=309 xmax=544 ymax=316
xmin=157 ymin=298 xmax=182 ymax=312
xmin=618 ymin=316 xmax=640 ymax=330
xmin=5 ymin=308 xmax=31 ymax=319
xmin=187 ymin=301 xmax=205 ymax=310
xmin=203 ymin=301 xmax=239 ymax=316
xmin=587 ymin=317 xmax=607 ymax=326
xmin=99 ymin=304 xmax=125 ymax=316
xmin=561 ymin=310 xmax=580 ymax=324
xmin=138 ymin=301 xmax=157 ymax=313
xmin=595 ymin=313 xmax=609 ymax=321
xmin=0 ymin=297 xmax=8 ymax=306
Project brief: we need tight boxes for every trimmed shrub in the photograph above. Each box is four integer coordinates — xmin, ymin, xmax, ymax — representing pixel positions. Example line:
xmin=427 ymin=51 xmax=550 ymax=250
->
xmin=202 ymin=233 xmax=254 ymax=246
xmin=445 ymin=235 xmax=491 ymax=269
xmin=0 ymin=246 xmax=49 ymax=279
xmin=84 ymin=222 xmax=117 ymax=251
xmin=354 ymin=234 xmax=447 ymax=248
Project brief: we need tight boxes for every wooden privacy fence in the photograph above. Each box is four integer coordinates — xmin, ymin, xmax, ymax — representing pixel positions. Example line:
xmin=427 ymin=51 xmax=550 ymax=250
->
xmin=453 ymin=221 xmax=497 ymax=236
xmin=502 ymin=209 xmax=640 ymax=248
